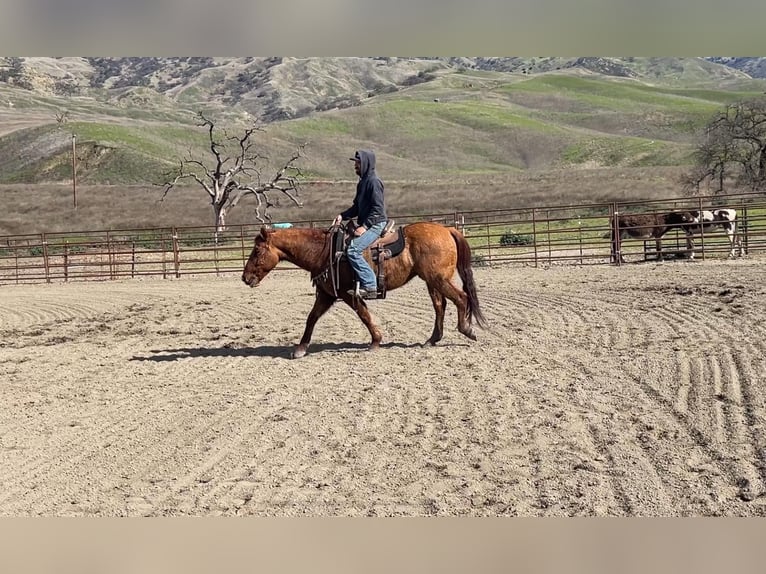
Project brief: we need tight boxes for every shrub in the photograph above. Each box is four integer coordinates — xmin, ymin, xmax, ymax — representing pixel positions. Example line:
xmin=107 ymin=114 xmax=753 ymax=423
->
xmin=500 ymin=231 xmax=533 ymax=246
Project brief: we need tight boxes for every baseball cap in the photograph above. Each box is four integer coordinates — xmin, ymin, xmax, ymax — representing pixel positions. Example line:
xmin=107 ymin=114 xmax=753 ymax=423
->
xmin=349 ymin=151 xmax=360 ymax=161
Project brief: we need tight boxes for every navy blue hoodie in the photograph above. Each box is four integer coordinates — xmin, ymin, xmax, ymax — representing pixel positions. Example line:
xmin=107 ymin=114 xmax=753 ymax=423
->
xmin=341 ymin=149 xmax=387 ymax=229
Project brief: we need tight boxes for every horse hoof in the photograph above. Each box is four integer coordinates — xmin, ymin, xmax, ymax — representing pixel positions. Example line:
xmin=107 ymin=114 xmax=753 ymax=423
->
xmin=292 ymin=347 xmax=307 ymax=359
xmin=368 ymin=343 xmax=381 ymax=352
xmin=464 ymin=330 xmax=477 ymax=341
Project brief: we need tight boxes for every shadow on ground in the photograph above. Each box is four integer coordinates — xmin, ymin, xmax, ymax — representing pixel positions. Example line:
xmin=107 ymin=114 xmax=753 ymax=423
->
xmin=129 ymin=340 xmax=463 ymax=361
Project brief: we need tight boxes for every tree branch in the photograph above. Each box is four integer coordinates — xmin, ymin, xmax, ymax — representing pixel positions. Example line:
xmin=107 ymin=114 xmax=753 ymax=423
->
xmin=161 ymin=112 xmax=307 ymax=231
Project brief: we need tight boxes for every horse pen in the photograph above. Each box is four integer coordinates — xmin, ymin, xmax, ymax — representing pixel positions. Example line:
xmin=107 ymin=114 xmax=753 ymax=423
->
xmin=2 ymin=193 xmax=766 ymax=516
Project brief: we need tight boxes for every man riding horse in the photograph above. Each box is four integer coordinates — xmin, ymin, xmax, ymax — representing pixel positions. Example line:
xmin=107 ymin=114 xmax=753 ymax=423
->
xmin=333 ymin=149 xmax=388 ymax=300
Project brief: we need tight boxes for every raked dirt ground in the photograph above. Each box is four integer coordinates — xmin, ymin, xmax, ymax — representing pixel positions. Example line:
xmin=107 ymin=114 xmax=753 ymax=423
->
xmin=1 ymin=256 xmax=766 ymax=516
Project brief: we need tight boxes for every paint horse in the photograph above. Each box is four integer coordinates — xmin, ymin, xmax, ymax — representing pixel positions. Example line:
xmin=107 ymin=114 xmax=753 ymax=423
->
xmin=683 ymin=208 xmax=744 ymax=259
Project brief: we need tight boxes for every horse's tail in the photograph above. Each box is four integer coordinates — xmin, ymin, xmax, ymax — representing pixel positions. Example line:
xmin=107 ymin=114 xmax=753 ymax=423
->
xmin=450 ymin=228 xmax=487 ymax=329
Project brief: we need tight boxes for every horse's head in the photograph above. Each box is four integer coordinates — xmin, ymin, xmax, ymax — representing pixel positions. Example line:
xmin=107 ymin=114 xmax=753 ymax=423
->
xmin=242 ymin=227 xmax=280 ymax=288
xmin=666 ymin=210 xmax=698 ymax=227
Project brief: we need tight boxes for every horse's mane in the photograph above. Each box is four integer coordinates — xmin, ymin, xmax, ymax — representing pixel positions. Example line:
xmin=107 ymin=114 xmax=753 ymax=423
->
xmin=273 ymin=227 xmax=332 ymax=270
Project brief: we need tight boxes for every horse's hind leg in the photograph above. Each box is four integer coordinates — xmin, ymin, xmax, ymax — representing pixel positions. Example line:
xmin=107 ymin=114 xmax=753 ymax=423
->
xmin=294 ymin=289 xmax=336 ymax=359
xmin=431 ymin=277 xmax=476 ymax=341
xmin=425 ymin=286 xmax=448 ymax=345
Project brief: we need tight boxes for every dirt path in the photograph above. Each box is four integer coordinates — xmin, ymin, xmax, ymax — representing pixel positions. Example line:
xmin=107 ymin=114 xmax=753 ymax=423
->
xmin=1 ymin=257 xmax=766 ymax=516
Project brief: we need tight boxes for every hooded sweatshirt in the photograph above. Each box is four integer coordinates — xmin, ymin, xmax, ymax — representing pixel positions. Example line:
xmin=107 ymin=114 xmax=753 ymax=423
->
xmin=340 ymin=149 xmax=387 ymax=229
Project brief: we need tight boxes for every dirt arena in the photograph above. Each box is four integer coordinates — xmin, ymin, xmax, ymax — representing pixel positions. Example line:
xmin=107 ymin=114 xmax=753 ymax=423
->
xmin=1 ymin=255 xmax=766 ymax=517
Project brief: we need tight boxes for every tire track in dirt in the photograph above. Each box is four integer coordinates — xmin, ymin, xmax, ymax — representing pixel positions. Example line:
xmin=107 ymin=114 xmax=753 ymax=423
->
xmin=482 ymin=275 xmax=761 ymax=514
xmin=0 ymin=358 xmax=276 ymax=516
xmin=0 ymin=390 xmax=160 ymax=513
xmin=476 ymin=287 xmax=649 ymax=514
xmin=631 ymin=299 xmax=766 ymax=506
xmin=0 ymin=282 xmax=274 ymax=515
xmin=0 ymin=302 xmax=100 ymax=329
xmin=2 ymin=262 xmax=766 ymax=516
xmin=568 ymin=288 xmax=763 ymax=512
xmin=407 ymin=266 xmax=763 ymax=515
xmin=558 ymin=352 xmax=735 ymax=515
xmin=547 ymin=350 xmax=681 ymax=515
xmin=0 ymin=361 xmax=194 ymax=512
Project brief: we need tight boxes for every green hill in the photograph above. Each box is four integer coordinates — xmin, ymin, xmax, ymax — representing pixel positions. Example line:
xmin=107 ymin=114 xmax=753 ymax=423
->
xmin=1 ymin=57 xmax=765 ymax=235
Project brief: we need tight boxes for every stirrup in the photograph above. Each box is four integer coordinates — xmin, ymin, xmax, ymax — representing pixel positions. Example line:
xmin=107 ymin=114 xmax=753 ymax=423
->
xmin=348 ymin=282 xmax=378 ymax=300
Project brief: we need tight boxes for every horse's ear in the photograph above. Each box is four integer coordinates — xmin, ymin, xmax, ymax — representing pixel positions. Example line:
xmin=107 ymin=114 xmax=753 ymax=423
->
xmin=259 ymin=226 xmax=274 ymax=240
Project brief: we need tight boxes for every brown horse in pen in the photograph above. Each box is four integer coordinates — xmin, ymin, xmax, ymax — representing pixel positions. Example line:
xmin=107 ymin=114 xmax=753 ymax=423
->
xmin=241 ymin=222 xmax=487 ymax=358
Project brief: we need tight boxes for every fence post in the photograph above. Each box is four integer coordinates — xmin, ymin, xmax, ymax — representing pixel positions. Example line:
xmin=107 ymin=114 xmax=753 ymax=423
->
xmin=172 ymin=227 xmax=181 ymax=279
xmin=485 ymin=214 xmax=492 ymax=265
xmin=742 ymin=203 xmax=749 ymax=255
xmin=107 ymin=231 xmax=115 ymax=280
xmin=454 ymin=211 xmax=463 ymax=232
xmin=546 ymin=209 xmax=552 ymax=264
xmin=704 ymin=197 xmax=705 ymax=261
xmin=162 ymin=232 xmax=168 ymax=279
xmin=532 ymin=208 xmax=538 ymax=268
xmin=240 ymin=225 xmax=246 ymax=266
xmin=578 ymin=215 xmax=583 ymax=265
xmin=611 ymin=203 xmax=621 ymax=266
xmin=64 ymin=240 xmax=69 ymax=282
xmin=131 ymin=241 xmax=136 ymax=278
xmin=210 ymin=228 xmax=219 ymax=276
xmin=42 ymin=233 xmax=50 ymax=283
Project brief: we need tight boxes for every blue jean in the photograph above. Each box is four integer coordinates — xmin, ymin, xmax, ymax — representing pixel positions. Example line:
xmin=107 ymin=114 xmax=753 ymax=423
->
xmin=346 ymin=221 xmax=387 ymax=289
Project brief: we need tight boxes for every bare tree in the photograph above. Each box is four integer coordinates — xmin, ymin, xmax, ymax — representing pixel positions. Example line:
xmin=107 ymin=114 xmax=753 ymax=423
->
xmin=161 ymin=112 xmax=306 ymax=237
xmin=54 ymin=109 xmax=69 ymax=126
xmin=685 ymin=98 xmax=766 ymax=196
xmin=681 ymin=121 xmax=736 ymax=195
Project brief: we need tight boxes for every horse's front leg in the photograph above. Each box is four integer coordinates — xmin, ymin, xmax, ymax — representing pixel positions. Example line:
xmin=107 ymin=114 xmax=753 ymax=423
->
xmin=686 ymin=234 xmax=696 ymax=260
xmin=727 ymin=232 xmax=739 ymax=258
xmin=342 ymin=294 xmax=383 ymax=351
xmin=294 ymin=289 xmax=336 ymax=359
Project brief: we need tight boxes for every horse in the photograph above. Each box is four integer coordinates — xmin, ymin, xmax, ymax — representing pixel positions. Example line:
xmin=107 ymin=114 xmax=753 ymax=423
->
xmin=241 ymin=222 xmax=487 ymax=358
xmin=610 ymin=210 xmax=697 ymax=263
xmin=683 ymin=208 xmax=744 ymax=259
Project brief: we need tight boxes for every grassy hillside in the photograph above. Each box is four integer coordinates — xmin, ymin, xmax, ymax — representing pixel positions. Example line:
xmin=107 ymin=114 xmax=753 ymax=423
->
xmin=1 ymin=65 xmax=766 ymax=235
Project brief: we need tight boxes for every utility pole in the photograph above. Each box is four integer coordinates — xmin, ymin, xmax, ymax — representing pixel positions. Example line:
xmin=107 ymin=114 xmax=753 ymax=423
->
xmin=71 ymin=134 xmax=77 ymax=209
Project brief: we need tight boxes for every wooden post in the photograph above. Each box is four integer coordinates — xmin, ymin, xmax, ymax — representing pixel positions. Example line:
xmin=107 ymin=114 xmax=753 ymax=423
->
xmin=611 ymin=203 xmax=621 ymax=266
xmin=485 ymin=215 xmax=491 ymax=266
xmin=214 ymin=230 xmax=220 ymax=276
xmin=698 ymin=196 xmax=705 ymax=260
xmin=240 ymin=225 xmax=246 ymax=266
xmin=532 ymin=208 xmax=538 ymax=268
xmin=172 ymin=228 xmax=180 ymax=278
xmin=162 ymin=233 xmax=168 ymax=279
xmin=63 ymin=240 xmax=69 ymax=282
xmin=42 ymin=233 xmax=50 ymax=283
xmin=742 ymin=203 xmax=749 ymax=255
xmin=107 ymin=231 xmax=114 ymax=280
xmin=71 ymin=134 xmax=77 ymax=209
xmin=546 ymin=209 xmax=552 ymax=264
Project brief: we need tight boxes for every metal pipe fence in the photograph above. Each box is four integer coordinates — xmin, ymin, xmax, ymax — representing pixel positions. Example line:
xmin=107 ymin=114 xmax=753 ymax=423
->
xmin=2 ymin=192 xmax=765 ymax=285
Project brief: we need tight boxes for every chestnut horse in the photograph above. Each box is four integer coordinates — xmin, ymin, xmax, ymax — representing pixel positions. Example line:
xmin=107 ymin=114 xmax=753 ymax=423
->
xmin=241 ymin=222 xmax=487 ymax=358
